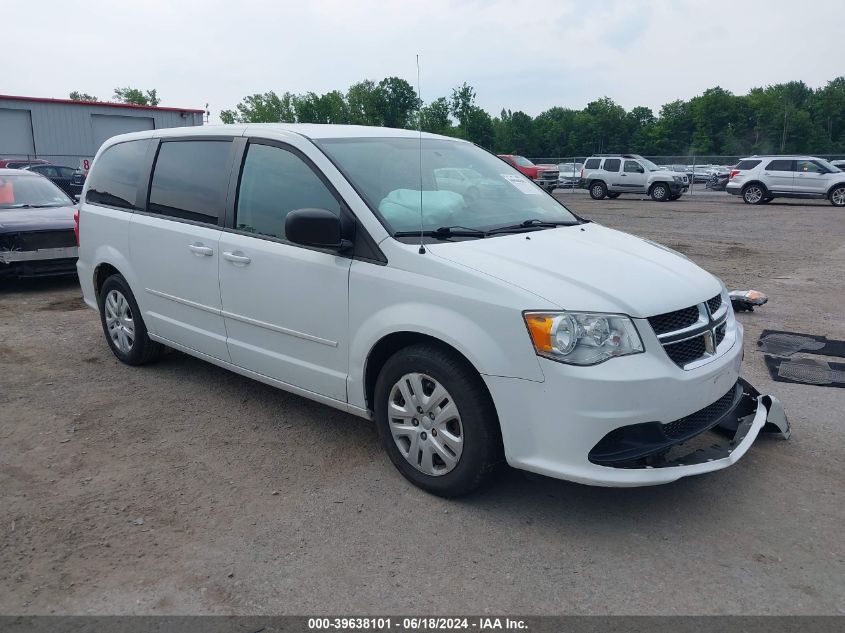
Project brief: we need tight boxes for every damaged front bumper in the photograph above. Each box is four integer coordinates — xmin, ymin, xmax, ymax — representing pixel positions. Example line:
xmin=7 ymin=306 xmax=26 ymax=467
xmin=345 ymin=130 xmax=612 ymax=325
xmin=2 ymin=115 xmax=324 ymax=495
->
xmin=588 ymin=378 xmax=789 ymax=474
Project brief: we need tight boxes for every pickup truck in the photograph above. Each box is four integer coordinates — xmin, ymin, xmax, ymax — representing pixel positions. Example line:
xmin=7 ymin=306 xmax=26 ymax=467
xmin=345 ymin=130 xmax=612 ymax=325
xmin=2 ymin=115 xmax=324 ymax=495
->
xmin=497 ymin=155 xmax=559 ymax=191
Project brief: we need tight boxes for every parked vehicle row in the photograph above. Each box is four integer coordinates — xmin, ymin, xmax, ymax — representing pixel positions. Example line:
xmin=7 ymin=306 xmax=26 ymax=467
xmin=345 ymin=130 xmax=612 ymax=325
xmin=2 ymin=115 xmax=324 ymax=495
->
xmin=0 ymin=157 xmax=86 ymax=197
xmin=726 ymin=156 xmax=845 ymax=206
xmin=76 ymin=124 xmax=789 ymax=497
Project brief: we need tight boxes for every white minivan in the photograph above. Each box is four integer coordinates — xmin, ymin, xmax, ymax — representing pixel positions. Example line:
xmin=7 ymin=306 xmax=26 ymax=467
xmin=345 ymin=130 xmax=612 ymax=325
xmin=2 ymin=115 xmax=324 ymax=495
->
xmin=77 ymin=124 xmax=789 ymax=496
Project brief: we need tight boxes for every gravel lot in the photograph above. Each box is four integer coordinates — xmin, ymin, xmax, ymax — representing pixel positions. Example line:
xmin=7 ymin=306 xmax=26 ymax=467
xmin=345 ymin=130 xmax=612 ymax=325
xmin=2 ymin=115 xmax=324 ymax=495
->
xmin=1 ymin=188 xmax=843 ymax=615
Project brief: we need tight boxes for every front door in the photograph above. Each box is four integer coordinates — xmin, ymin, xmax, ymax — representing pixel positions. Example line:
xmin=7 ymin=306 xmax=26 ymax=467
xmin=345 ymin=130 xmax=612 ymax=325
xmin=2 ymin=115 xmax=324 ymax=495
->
xmin=218 ymin=140 xmax=351 ymax=402
xmin=793 ymin=159 xmax=830 ymax=195
xmin=618 ymin=159 xmax=648 ymax=192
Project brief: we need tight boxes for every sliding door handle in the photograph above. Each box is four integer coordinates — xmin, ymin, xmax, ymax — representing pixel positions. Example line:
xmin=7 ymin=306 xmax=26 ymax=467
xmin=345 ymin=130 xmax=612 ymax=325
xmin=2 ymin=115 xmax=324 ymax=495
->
xmin=188 ymin=243 xmax=214 ymax=256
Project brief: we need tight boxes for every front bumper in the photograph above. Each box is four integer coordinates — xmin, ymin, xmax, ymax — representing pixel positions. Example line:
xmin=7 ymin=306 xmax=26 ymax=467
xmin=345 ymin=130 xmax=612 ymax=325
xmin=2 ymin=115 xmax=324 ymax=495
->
xmin=0 ymin=247 xmax=79 ymax=277
xmin=483 ymin=326 xmax=789 ymax=486
xmin=534 ymin=178 xmax=558 ymax=189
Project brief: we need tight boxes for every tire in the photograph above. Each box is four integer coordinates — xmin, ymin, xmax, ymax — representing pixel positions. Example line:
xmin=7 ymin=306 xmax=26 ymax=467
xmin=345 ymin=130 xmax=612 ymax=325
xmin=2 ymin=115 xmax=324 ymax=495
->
xmin=650 ymin=182 xmax=670 ymax=202
xmin=98 ymin=273 xmax=163 ymax=366
xmin=669 ymin=194 xmax=681 ymax=201
xmin=374 ymin=343 xmax=502 ymax=497
xmin=742 ymin=183 xmax=766 ymax=205
xmin=589 ymin=181 xmax=607 ymax=200
xmin=606 ymin=192 xmax=621 ymax=199
xmin=830 ymin=185 xmax=845 ymax=207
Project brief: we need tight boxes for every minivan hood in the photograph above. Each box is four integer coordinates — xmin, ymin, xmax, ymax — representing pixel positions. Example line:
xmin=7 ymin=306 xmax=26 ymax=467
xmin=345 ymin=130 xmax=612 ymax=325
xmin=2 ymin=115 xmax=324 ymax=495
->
xmin=427 ymin=223 xmax=721 ymax=317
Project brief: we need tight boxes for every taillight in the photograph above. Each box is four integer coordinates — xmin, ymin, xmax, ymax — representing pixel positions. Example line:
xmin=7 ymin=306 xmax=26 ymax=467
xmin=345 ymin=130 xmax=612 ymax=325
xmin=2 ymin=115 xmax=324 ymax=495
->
xmin=729 ymin=170 xmax=740 ymax=180
xmin=73 ymin=210 xmax=80 ymax=246
xmin=580 ymin=168 xmax=584 ymax=178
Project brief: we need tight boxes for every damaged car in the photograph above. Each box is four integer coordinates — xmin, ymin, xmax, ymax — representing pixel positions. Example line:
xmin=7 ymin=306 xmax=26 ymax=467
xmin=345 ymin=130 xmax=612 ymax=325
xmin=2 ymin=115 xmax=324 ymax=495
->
xmin=0 ymin=169 xmax=79 ymax=278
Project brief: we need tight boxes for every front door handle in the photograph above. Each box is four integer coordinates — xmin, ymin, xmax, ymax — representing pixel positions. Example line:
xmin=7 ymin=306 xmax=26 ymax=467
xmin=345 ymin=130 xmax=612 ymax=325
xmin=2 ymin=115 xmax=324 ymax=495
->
xmin=222 ymin=251 xmax=251 ymax=265
xmin=188 ymin=243 xmax=214 ymax=256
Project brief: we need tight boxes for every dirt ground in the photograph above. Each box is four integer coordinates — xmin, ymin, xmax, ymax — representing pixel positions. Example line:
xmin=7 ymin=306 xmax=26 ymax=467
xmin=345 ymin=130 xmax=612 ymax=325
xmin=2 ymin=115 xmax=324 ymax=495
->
xmin=1 ymin=188 xmax=843 ymax=615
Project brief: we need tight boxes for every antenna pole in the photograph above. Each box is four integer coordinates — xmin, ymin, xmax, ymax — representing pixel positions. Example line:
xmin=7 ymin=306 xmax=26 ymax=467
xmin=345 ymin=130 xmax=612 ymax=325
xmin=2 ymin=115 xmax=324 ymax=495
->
xmin=417 ymin=54 xmax=425 ymax=255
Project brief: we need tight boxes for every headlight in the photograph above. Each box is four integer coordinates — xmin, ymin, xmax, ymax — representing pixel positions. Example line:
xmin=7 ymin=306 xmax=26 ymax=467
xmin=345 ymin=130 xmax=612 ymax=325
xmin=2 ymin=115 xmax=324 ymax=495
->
xmin=524 ymin=311 xmax=644 ymax=365
xmin=673 ymin=175 xmax=684 ymax=182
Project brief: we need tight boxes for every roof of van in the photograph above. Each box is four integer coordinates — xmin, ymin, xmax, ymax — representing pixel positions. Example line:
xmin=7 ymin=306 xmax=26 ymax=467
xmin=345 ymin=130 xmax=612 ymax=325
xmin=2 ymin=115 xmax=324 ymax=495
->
xmin=102 ymin=123 xmax=460 ymax=145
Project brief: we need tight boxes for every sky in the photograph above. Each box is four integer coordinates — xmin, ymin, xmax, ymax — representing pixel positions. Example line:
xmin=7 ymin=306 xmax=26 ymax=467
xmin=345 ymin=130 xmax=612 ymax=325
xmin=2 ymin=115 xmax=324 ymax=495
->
xmin=5 ymin=0 xmax=842 ymax=123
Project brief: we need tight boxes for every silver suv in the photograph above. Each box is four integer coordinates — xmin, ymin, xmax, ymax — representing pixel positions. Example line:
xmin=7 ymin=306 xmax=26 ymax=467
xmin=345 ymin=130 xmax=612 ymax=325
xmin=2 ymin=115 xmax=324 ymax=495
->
xmin=726 ymin=156 xmax=845 ymax=206
xmin=581 ymin=154 xmax=689 ymax=201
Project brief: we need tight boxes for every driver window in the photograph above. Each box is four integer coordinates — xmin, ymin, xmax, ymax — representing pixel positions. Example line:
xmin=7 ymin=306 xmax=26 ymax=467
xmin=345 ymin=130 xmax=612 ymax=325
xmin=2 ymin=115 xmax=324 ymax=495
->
xmin=624 ymin=160 xmax=643 ymax=173
xmin=236 ymin=143 xmax=341 ymax=241
xmin=797 ymin=160 xmax=823 ymax=173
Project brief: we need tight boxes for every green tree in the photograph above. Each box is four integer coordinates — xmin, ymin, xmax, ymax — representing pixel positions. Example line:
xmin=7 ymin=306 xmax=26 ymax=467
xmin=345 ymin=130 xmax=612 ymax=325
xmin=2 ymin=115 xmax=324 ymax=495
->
xmin=69 ymin=91 xmax=98 ymax=102
xmin=347 ymin=80 xmax=382 ymax=126
xmin=374 ymin=77 xmax=419 ymax=129
xmin=420 ymin=97 xmax=453 ymax=135
xmin=113 ymin=87 xmax=160 ymax=107
xmin=220 ymin=91 xmax=296 ymax=123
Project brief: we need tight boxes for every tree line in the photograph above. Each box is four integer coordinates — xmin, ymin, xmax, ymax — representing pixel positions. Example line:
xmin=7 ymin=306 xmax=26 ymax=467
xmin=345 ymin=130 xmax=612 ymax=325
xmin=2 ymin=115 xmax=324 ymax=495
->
xmin=69 ymin=88 xmax=161 ymax=107
xmin=219 ymin=76 xmax=845 ymax=158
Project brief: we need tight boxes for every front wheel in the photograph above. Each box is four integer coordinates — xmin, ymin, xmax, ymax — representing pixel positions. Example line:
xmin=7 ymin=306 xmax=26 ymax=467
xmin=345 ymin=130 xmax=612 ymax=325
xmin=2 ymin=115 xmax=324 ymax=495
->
xmin=589 ymin=181 xmax=607 ymax=200
xmin=742 ymin=184 xmax=766 ymax=205
xmin=606 ymin=192 xmax=621 ymax=199
xmin=374 ymin=343 xmax=501 ymax=497
xmin=830 ymin=185 xmax=845 ymax=207
xmin=650 ymin=183 xmax=670 ymax=201
xmin=98 ymin=274 xmax=162 ymax=365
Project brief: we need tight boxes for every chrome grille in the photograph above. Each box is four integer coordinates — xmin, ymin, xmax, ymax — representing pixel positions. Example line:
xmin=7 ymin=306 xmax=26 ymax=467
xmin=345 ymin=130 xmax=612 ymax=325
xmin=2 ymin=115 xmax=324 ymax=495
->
xmin=648 ymin=293 xmax=729 ymax=369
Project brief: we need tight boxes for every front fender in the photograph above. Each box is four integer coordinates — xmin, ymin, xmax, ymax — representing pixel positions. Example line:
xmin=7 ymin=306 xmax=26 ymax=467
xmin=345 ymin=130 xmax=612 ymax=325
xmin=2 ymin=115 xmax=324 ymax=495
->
xmin=347 ymin=301 xmax=546 ymax=410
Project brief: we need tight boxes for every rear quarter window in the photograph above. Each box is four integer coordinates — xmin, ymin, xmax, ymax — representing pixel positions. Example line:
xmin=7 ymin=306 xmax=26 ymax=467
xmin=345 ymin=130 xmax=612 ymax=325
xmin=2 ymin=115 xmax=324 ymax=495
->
xmin=735 ymin=160 xmax=761 ymax=170
xmin=86 ymin=139 xmax=151 ymax=210
xmin=765 ymin=159 xmax=795 ymax=171
xmin=584 ymin=158 xmax=601 ymax=169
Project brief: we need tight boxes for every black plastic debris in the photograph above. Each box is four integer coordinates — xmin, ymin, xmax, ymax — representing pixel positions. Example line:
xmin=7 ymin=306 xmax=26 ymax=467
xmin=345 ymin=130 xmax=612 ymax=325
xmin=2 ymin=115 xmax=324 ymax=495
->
xmin=729 ymin=289 xmax=768 ymax=312
xmin=758 ymin=330 xmax=845 ymax=359
xmin=764 ymin=355 xmax=845 ymax=389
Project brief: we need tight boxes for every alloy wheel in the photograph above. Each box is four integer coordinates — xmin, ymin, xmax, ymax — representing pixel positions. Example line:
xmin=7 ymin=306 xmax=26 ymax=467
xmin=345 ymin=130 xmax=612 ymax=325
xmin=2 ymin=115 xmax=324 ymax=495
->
xmin=832 ymin=187 xmax=845 ymax=207
xmin=744 ymin=185 xmax=763 ymax=204
xmin=104 ymin=289 xmax=135 ymax=353
xmin=387 ymin=372 xmax=464 ymax=476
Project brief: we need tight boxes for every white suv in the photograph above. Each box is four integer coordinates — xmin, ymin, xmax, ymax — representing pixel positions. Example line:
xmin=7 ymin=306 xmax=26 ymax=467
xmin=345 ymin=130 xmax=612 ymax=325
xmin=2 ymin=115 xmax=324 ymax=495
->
xmin=76 ymin=124 xmax=788 ymax=496
xmin=581 ymin=154 xmax=689 ymax=201
xmin=726 ymin=156 xmax=845 ymax=206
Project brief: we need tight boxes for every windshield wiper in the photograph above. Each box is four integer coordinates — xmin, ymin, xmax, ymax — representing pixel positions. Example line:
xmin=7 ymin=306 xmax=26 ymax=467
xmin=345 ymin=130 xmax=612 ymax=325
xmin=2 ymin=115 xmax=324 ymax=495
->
xmin=394 ymin=225 xmax=486 ymax=239
xmin=484 ymin=219 xmax=578 ymax=236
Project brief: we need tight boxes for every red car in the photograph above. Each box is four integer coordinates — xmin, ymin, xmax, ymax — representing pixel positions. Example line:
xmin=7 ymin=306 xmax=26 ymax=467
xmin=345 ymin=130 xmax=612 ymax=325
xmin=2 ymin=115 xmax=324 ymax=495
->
xmin=497 ymin=155 xmax=559 ymax=191
xmin=0 ymin=158 xmax=50 ymax=169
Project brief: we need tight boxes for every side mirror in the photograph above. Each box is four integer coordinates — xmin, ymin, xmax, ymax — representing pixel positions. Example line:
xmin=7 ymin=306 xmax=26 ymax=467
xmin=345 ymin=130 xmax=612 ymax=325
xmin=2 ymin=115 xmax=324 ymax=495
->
xmin=285 ymin=208 xmax=351 ymax=250
xmin=73 ymin=194 xmax=81 ymax=203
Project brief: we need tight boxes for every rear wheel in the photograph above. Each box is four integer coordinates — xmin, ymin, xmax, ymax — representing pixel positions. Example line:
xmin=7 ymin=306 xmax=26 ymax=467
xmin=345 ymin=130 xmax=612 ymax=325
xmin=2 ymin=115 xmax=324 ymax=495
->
xmin=650 ymin=182 xmax=670 ymax=201
xmin=98 ymin=274 xmax=162 ymax=365
xmin=830 ymin=185 xmax=845 ymax=207
xmin=589 ymin=181 xmax=607 ymax=200
xmin=742 ymin=184 xmax=766 ymax=205
xmin=374 ymin=343 xmax=501 ymax=497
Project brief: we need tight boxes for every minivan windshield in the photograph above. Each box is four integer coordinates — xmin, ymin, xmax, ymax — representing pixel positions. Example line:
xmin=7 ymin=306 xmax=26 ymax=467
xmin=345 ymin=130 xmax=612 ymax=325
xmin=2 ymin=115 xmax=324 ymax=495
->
xmin=0 ymin=174 xmax=72 ymax=209
xmin=315 ymin=138 xmax=579 ymax=236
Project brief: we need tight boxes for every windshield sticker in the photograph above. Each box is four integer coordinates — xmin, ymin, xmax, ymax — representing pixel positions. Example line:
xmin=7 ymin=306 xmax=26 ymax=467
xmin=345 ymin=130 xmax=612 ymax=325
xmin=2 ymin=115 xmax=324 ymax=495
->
xmin=500 ymin=174 xmax=541 ymax=195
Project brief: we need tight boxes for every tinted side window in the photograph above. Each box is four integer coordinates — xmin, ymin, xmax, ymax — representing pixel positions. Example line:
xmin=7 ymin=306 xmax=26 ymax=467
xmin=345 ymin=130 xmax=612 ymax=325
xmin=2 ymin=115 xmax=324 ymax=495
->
xmin=235 ymin=143 xmax=340 ymax=241
xmin=148 ymin=140 xmax=231 ymax=224
xmin=86 ymin=139 xmax=151 ymax=209
xmin=735 ymin=160 xmax=761 ymax=170
xmin=584 ymin=158 xmax=601 ymax=169
xmin=603 ymin=158 xmax=621 ymax=172
xmin=766 ymin=159 xmax=795 ymax=171
xmin=623 ymin=160 xmax=644 ymax=173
